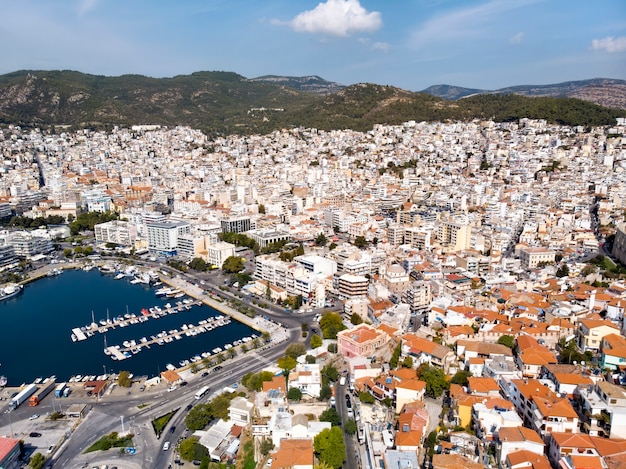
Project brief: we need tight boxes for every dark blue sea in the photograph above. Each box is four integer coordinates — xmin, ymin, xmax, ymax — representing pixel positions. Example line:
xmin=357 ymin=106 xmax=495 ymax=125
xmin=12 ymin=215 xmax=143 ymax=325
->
xmin=0 ymin=269 xmax=255 ymax=385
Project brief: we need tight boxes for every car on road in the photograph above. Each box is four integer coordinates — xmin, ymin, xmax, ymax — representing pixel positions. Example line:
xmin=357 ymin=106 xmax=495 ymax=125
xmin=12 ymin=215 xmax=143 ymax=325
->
xmin=29 ymin=414 xmax=40 ymax=420
xmin=29 ymin=432 xmax=41 ymax=438
xmin=186 ymin=404 xmax=193 ymax=411
xmin=167 ymin=385 xmax=177 ymax=392
xmin=213 ymin=365 xmax=223 ymax=372
xmin=201 ymin=371 xmax=209 ymax=377
xmin=180 ymin=381 xmax=188 ymax=386
xmin=46 ymin=445 xmax=55 ymax=454
xmin=170 ymin=425 xmax=176 ymax=434
xmin=163 ymin=441 xmax=170 ymax=451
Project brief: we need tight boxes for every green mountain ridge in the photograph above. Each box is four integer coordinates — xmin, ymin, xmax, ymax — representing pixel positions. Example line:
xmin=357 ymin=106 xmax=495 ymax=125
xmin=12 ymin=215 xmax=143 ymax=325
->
xmin=0 ymin=70 xmax=624 ymax=136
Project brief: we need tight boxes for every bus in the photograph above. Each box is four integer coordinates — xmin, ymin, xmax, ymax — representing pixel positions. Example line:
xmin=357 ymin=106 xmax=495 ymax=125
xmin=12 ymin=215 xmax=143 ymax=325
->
xmin=195 ymin=385 xmax=210 ymax=400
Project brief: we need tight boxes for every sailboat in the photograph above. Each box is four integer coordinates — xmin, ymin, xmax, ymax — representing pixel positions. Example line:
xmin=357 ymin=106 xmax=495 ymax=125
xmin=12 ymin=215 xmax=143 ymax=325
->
xmin=103 ymin=335 xmax=111 ymax=355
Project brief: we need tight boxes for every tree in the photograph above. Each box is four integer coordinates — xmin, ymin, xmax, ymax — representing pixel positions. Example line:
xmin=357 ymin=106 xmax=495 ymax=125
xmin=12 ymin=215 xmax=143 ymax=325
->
xmin=450 ymin=370 xmax=472 ymax=387
xmin=222 ymin=256 xmax=244 ymax=273
xmin=117 ymin=371 xmax=132 ymax=387
xmin=287 ymin=387 xmax=303 ymax=401
xmin=319 ymin=384 xmax=332 ymax=400
xmin=389 ymin=342 xmax=402 ymax=369
xmin=285 ymin=342 xmax=307 ymax=359
xmin=305 ymin=354 xmax=317 ymax=364
xmin=556 ymin=264 xmax=570 ymax=278
xmin=258 ymin=203 xmax=266 ymax=214
xmin=259 ymin=438 xmax=274 ymax=456
xmin=278 ymin=355 xmax=297 ymax=391
xmin=497 ymin=335 xmax=515 ymax=349
xmin=322 ymin=364 xmax=339 ymax=383
xmin=185 ymin=404 xmax=213 ymax=431
xmin=416 ymin=364 xmax=448 ymax=398
xmin=319 ymin=312 xmax=346 ymax=339
xmin=401 ymin=355 xmax=414 ymax=368
xmin=315 ymin=233 xmax=328 ymax=246
xmin=29 ymin=453 xmax=46 ymax=469
xmin=350 ymin=313 xmax=363 ymax=325
xmin=319 ymin=408 xmax=342 ymax=426
xmin=179 ymin=437 xmax=208 ymax=461
xmin=310 ymin=334 xmax=323 ymax=349
xmin=344 ymin=419 xmax=358 ymax=435
xmin=358 ymin=391 xmax=375 ymax=404
xmin=314 ymin=427 xmax=346 ymax=469
xmin=190 ymin=257 xmax=209 ymax=272
xmin=353 ymin=236 xmax=368 ymax=248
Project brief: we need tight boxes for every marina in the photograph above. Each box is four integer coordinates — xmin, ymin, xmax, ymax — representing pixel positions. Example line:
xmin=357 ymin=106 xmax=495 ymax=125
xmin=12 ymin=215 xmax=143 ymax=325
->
xmin=0 ymin=268 xmax=258 ymax=385
xmin=69 ymin=298 xmax=203 ymax=341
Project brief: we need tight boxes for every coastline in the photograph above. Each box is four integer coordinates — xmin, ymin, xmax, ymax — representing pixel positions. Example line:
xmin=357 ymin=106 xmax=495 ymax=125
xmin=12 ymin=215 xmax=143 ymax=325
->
xmin=6 ymin=259 xmax=274 ymax=380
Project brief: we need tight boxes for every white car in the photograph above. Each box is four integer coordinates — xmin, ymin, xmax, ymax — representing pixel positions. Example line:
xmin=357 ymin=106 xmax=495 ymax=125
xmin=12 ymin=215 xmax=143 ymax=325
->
xmin=29 ymin=414 xmax=40 ymax=420
xmin=163 ymin=441 xmax=170 ymax=451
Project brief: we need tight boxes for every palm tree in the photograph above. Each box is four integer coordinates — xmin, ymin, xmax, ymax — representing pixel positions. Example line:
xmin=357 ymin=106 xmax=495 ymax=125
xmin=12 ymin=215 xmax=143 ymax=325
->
xmin=227 ymin=348 xmax=237 ymax=359
xmin=190 ymin=362 xmax=199 ymax=374
xmin=216 ymin=352 xmax=225 ymax=363
xmin=252 ymin=338 xmax=260 ymax=349
xmin=241 ymin=344 xmax=248 ymax=353
xmin=201 ymin=357 xmax=211 ymax=370
xmin=262 ymin=331 xmax=271 ymax=343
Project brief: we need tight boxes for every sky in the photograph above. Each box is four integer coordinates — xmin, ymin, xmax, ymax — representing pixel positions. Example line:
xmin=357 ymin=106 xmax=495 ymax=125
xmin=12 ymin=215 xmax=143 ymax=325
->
xmin=0 ymin=0 xmax=625 ymax=91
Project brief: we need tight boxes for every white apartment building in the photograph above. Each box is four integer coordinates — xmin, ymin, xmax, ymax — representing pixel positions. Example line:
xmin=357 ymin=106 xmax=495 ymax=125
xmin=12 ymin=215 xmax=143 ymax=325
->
xmin=519 ymin=247 xmax=556 ymax=269
xmin=205 ymin=241 xmax=235 ymax=269
xmin=177 ymin=233 xmax=206 ymax=259
xmin=337 ymin=273 xmax=369 ymax=299
xmin=146 ymin=220 xmax=190 ymax=256
xmin=94 ymin=220 xmax=137 ymax=247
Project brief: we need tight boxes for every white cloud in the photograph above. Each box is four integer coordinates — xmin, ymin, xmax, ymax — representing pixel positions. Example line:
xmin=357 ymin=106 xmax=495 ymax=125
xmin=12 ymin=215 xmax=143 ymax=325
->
xmin=509 ymin=32 xmax=524 ymax=45
xmin=289 ymin=0 xmax=382 ymax=37
xmin=591 ymin=36 xmax=626 ymax=53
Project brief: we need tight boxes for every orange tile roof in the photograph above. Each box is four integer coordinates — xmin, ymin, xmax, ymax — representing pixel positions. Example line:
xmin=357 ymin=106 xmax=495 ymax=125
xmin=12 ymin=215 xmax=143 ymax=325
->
xmin=468 ymin=377 xmax=499 ymax=394
xmin=498 ymin=426 xmax=543 ymax=444
xmin=271 ymin=439 xmax=313 ymax=468
xmin=506 ymin=450 xmax=550 ymax=469
xmin=395 ymin=428 xmax=423 ymax=447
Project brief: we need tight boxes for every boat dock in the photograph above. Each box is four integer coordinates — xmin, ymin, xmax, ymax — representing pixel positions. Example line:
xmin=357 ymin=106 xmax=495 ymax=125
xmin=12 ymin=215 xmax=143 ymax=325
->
xmin=71 ymin=328 xmax=87 ymax=342
xmin=103 ymin=315 xmax=232 ymax=361
xmin=69 ymin=299 xmax=202 ymax=341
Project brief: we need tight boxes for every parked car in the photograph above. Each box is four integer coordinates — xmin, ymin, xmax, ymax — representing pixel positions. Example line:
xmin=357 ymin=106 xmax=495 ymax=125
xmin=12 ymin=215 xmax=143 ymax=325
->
xmin=29 ymin=432 xmax=41 ymax=438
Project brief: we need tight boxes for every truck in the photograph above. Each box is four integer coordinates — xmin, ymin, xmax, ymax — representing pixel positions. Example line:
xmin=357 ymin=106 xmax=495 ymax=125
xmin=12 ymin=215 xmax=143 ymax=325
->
xmin=29 ymin=379 xmax=57 ymax=406
xmin=9 ymin=383 xmax=37 ymax=410
xmin=54 ymin=382 xmax=67 ymax=398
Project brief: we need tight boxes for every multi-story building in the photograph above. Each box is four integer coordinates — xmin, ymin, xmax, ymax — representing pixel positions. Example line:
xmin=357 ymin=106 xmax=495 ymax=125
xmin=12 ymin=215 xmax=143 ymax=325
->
xmin=438 ymin=218 xmax=471 ymax=252
xmin=8 ymin=233 xmax=54 ymax=258
xmin=94 ymin=220 xmax=137 ymax=247
xmin=576 ymin=380 xmax=626 ymax=439
xmin=337 ymin=324 xmax=391 ymax=359
xmin=336 ymin=273 xmax=369 ymax=299
xmin=205 ymin=241 xmax=235 ymax=269
xmin=246 ymin=229 xmax=290 ymax=249
xmin=220 ymin=216 xmax=251 ymax=233
xmin=177 ymin=233 xmax=206 ymax=259
xmin=146 ymin=220 xmax=190 ymax=257
xmin=518 ymin=247 xmax=556 ymax=269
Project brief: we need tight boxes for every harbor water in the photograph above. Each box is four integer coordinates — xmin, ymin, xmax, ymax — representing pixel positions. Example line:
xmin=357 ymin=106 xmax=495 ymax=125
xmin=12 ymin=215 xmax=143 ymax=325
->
xmin=0 ymin=269 xmax=256 ymax=385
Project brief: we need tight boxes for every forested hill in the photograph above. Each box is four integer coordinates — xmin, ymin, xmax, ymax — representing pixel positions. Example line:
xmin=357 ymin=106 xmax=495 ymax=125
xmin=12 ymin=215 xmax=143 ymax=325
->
xmin=0 ymin=70 xmax=624 ymax=136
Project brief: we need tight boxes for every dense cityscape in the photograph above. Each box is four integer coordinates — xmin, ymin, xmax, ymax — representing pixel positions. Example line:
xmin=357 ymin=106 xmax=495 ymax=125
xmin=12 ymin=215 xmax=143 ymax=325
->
xmin=0 ymin=113 xmax=624 ymax=469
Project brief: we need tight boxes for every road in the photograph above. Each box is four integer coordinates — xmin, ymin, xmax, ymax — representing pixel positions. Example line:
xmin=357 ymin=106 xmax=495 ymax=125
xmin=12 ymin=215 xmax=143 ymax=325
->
xmin=51 ymin=327 xmax=299 ymax=469
xmin=3 ymin=255 xmax=320 ymax=468
xmin=334 ymin=380 xmax=359 ymax=469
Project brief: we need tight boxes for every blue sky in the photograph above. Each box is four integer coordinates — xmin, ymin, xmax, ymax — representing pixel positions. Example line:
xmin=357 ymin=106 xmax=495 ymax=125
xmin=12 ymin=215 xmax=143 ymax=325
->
xmin=1 ymin=0 xmax=624 ymax=91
